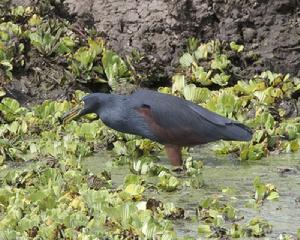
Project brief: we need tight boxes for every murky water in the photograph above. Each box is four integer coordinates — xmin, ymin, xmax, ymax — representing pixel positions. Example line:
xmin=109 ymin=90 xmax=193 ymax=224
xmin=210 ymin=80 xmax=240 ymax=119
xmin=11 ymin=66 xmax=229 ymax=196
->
xmin=84 ymin=144 xmax=300 ymax=239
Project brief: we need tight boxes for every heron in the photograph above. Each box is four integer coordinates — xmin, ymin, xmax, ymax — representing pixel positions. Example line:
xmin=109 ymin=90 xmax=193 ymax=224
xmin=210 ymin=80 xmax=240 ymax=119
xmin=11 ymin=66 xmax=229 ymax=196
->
xmin=61 ymin=89 xmax=252 ymax=165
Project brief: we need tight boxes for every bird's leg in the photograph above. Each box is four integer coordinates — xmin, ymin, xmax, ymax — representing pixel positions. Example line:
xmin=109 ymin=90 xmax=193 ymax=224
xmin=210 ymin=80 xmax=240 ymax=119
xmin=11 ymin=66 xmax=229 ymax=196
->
xmin=165 ymin=145 xmax=183 ymax=166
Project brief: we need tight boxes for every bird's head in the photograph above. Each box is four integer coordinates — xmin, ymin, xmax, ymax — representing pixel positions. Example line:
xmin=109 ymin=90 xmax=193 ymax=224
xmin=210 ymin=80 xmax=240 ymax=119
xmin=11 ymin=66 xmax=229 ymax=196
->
xmin=60 ymin=93 xmax=102 ymax=124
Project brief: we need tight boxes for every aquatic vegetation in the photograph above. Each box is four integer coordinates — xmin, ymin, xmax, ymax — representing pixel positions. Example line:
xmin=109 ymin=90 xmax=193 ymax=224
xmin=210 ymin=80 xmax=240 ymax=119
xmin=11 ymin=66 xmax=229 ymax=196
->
xmin=171 ymin=39 xmax=300 ymax=160
xmin=253 ymin=176 xmax=279 ymax=204
xmin=0 ymin=95 xmax=178 ymax=238
xmin=230 ymin=42 xmax=244 ymax=53
xmin=102 ymin=49 xmax=130 ymax=89
xmin=0 ymin=20 xmax=24 ymax=81
xmin=158 ymin=171 xmax=180 ymax=192
xmin=0 ymin=163 xmax=177 ymax=239
xmin=0 ymin=2 xmax=299 ymax=238
xmin=27 ymin=19 xmax=69 ymax=57
xmin=1 ymin=90 xmax=287 ymax=238
xmin=242 ymin=217 xmax=273 ymax=237
xmin=69 ymin=38 xmax=105 ymax=83
xmin=278 ymin=233 xmax=298 ymax=240
xmin=197 ymin=198 xmax=239 ymax=224
xmin=0 ymin=4 xmax=131 ymax=89
xmin=179 ymin=40 xmax=232 ymax=87
xmin=197 ymin=197 xmax=273 ymax=238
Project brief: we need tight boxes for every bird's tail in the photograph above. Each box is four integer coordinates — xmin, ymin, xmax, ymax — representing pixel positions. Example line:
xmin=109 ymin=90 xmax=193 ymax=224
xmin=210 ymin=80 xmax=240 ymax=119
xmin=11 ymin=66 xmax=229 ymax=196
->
xmin=222 ymin=122 xmax=253 ymax=141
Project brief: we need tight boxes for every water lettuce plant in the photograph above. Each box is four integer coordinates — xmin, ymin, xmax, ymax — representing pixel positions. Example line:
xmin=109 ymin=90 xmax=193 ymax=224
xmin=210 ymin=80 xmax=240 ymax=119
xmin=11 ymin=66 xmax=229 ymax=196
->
xmin=2 ymin=89 xmax=287 ymax=239
xmin=0 ymin=94 xmax=178 ymax=239
xmin=0 ymin=4 xmax=132 ymax=89
xmin=197 ymin=197 xmax=273 ymax=238
xmin=243 ymin=176 xmax=279 ymax=208
xmin=170 ymin=40 xmax=300 ymax=161
xmin=0 ymin=21 xmax=24 ymax=81
xmin=1 ymin=2 xmax=300 ymax=238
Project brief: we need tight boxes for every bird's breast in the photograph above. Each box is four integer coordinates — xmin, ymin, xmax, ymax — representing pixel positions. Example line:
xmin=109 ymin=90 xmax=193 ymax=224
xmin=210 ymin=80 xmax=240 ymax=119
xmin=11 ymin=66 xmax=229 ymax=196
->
xmin=100 ymin=108 xmax=159 ymax=142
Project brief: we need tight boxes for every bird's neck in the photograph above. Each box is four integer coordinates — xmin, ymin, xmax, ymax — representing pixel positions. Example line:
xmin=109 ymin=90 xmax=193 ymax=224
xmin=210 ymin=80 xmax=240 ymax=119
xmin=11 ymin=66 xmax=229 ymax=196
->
xmin=96 ymin=94 xmax=125 ymax=120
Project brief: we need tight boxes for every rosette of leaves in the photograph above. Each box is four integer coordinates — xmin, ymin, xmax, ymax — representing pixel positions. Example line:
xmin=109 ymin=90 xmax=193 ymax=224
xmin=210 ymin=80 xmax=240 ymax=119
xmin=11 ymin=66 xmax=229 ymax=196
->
xmin=169 ymin=67 xmax=300 ymax=160
xmin=69 ymin=38 xmax=130 ymax=88
xmin=0 ymin=21 xmax=25 ymax=81
xmin=235 ymin=71 xmax=299 ymax=107
xmin=158 ymin=171 xmax=180 ymax=192
xmin=252 ymin=176 xmax=279 ymax=206
xmin=27 ymin=18 xmax=75 ymax=57
xmin=102 ymin=49 xmax=130 ymax=90
xmin=69 ymin=37 xmax=105 ymax=83
xmin=0 ymin=97 xmax=27 ymax=122
xmin=179 ymin=40 xmax=233 ymax=87
xmin=170 ymin=74 xmax=212 ymax=104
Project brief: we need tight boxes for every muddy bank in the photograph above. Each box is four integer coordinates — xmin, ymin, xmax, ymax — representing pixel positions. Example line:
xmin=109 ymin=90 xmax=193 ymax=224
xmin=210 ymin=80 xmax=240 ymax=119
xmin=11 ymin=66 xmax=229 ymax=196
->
xmin=5 ymin=0 xmax=300 ymax=104
xmin=63 ymin=0 xmax=300 ymax=78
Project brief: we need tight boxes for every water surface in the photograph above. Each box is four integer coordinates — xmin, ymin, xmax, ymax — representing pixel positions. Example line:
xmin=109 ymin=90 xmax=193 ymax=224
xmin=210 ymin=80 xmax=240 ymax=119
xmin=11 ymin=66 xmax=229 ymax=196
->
xmin=84 ymin=145 xmax=300 ymax=238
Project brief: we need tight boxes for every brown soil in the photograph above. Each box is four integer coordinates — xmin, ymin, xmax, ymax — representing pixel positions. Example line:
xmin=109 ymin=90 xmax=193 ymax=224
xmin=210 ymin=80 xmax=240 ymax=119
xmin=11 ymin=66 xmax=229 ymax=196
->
xmin=64 ymin=0 xmax=300 ymax=76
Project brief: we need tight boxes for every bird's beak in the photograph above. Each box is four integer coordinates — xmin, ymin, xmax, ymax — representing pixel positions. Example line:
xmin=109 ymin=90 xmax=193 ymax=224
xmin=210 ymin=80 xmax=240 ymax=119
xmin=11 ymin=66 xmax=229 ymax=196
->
xmin=60 ymin=102 xmax=84 ymax=124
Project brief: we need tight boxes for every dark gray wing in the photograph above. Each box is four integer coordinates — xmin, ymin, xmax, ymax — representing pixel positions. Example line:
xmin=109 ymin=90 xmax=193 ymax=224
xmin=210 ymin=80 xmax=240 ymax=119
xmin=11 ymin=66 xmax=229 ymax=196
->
xmin=133 ymin=89 xmax=252 ymax=145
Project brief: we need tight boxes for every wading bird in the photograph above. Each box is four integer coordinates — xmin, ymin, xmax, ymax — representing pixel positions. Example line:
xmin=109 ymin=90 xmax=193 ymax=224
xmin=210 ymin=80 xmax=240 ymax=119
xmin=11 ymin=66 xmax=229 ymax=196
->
xmin=61 ymin=89 xmax=252 ymax=165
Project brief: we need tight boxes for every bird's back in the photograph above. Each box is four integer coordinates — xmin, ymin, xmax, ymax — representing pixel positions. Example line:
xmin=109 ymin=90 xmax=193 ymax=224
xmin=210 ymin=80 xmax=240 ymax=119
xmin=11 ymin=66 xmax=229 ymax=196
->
xmin=129 ymin=89 xmax=252 ymax=145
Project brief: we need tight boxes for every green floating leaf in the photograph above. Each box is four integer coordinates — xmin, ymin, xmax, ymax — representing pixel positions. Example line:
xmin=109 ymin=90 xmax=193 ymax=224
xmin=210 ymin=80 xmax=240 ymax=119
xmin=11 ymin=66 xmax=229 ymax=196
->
xmin=28 ymin=14 xmax=42 ymax=26
xmin=198 ymin=224 xmax=212 ymax=236
xmin=56 ymin=36 xmax=76 ymax=55
xmin=235 ymin=79 xmax=266 ymax=94
xmin=131 ymin=159 xmax=151 ymax=175
xmin=0 ymin=87 xmax=6 ymax=97
xmin=282 ymin=139 xmax=299 ymax=153
xmin=253 ymin=176 xmax=279 ymax=205
xmin=192 ymin=66 xmax=212 ymax=86
xmin=211 ymin=73 xmax=230 ymax=86
xmin=187 ymin=37 xmax=199 ymax=52
xmin=69 ymin=38 xmax=104 ymax=82
xmin=73 ymin=47 xmax=94 ymax=72
xmin=183 ymin=84 xmax=211 ymax=103
xmin=266 ymin=191 xmax=279 ymax=201
xmin=28 ymin=27 xmax=63 ymax=57
xmin=0 ymin=22 xmax=22 ymax=39
xmin=0 ymin=98 xmax=26 ymax=122
xmin=158 ymin=172 xmax=180 ymax=192
xmin=194 ymin=41 xmax=216 ymax=60
xmin=172 ymin=74 xmax=186 ymax=94
xmin=211 ymin=54 xmax=231 ymax=71
xmin=88 ymin=38 xmax=104 ymax=56
xmin=261 ymin=70 xmax=283 ymax=86
xmin=102 ymin=49 xmax=128 ymax=88
xmin=179 ymin=53 xmax=194 ymax=68
xmin=241 ymin=144 xmax=261 ymax=161
xmin=124 ymin=174 xmax=143 ymax=186
xmin=243 ymin=217 xmax=272 ymax=237
xmin=122 ymin=184 xmax=145 ymax=200
xmin=230 ymin=42 xmax=244 ymax=52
